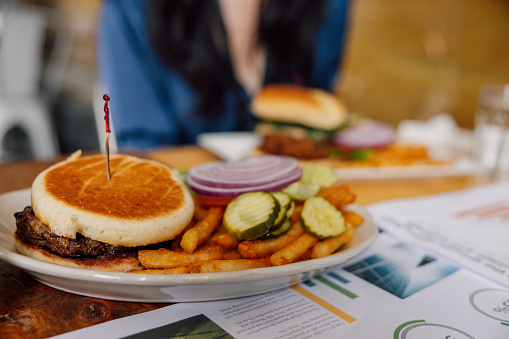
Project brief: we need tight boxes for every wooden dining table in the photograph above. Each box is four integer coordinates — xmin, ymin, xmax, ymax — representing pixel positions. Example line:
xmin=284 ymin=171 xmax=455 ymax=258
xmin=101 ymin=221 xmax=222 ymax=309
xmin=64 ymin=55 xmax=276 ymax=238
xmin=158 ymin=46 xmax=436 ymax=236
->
xmin=0 ymin=145 xmax=492 ymax=338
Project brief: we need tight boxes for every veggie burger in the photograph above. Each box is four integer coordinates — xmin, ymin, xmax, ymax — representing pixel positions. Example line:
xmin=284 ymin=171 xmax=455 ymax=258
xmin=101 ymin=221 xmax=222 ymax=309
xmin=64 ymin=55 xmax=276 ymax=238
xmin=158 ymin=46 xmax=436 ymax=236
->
xmin=251 ymin=84 xmax=348 ymax=159
xmin=14 ymin=154 xmax=194 ymax=272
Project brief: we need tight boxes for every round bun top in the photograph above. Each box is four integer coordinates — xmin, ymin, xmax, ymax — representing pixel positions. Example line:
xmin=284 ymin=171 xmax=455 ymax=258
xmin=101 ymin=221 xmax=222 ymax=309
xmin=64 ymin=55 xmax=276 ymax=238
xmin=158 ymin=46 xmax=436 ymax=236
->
xmin=31 ymin=154 xmax=194 ymax=247
xmin=251 ymin=84 xmax=348 ymax=130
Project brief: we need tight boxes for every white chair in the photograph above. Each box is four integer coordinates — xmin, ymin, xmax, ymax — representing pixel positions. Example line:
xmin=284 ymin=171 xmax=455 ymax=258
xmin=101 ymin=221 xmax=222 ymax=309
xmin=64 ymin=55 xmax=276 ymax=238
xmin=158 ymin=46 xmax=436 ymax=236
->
xmin=0 ymin=5 xmax=71 ymax=161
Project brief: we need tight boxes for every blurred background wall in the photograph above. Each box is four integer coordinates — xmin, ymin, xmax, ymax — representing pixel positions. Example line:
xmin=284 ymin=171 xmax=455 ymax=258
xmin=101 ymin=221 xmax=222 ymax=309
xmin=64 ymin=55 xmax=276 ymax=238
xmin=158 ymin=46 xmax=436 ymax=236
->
xmin=1 ymin=0 xmax=509 ymax=161
xmin=336 ymin=0 xmax=509 ymax=128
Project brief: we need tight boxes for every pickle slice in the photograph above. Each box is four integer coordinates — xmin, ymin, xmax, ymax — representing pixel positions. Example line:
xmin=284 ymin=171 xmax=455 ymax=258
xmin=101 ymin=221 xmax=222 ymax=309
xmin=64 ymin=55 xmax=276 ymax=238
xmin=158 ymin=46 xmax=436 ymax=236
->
xmin=270 ymin=191 xmax=292 ymax=230
xmin=300 ymin=196 xmax=346 ymax=239
xmin=268 ymin=201 xmax=295 ymax=237
xmin=224 ymin=192 xmax=280 ymax=240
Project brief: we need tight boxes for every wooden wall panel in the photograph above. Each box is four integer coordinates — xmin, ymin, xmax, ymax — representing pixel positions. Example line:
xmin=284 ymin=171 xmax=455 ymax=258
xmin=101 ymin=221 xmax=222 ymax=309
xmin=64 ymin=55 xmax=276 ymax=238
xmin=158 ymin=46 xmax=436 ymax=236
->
xmin=337 ymin=0 xmax=509 ymax=128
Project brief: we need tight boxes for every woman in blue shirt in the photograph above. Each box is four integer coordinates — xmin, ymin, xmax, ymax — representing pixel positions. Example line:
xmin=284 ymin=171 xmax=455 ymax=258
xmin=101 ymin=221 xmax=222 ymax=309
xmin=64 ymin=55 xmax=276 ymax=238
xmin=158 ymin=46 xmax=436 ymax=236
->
xmin=98 ymin=0 xmax=350 ymax=149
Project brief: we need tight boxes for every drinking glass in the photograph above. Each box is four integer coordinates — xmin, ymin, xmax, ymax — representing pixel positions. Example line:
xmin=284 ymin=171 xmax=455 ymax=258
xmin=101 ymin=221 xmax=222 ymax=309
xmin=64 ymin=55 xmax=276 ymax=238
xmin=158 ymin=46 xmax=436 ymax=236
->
xmin=471 ymin=84 xmax=509 ymax=180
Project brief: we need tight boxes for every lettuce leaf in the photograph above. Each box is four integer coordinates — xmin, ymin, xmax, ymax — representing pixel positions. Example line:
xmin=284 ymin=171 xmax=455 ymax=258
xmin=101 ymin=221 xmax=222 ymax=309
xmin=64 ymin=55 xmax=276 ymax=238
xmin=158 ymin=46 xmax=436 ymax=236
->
xmin=283 ymin=163 xmax=337 ymax=200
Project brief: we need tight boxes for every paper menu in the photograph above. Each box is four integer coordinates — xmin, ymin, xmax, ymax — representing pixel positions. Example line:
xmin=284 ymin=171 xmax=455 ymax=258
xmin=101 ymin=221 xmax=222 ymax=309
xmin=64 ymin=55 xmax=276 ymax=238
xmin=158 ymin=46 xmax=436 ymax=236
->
xmin=51 ymin=233 xmax=508 ymax=339
xmin=368 ymin=181 xmax=509 ymax=287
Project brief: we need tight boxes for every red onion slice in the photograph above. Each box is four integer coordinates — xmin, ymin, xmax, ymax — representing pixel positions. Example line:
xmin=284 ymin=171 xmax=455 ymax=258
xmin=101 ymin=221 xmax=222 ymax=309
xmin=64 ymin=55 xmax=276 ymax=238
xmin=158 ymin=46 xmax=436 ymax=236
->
xmin=187 ymin=167 xmax=302 ymax=197
xmin=187 ymin=155 xmax=300 ymax=188
xmin=187 ymin=155 xmax=302 ymax=197
xmin=331 ymin=119 xmax=396 ymax=149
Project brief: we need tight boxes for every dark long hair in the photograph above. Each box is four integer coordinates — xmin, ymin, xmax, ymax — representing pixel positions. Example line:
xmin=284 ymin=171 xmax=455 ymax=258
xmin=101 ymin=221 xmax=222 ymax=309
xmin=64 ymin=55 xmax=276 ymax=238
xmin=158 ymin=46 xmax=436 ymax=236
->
xmin=146 ymin=0 xmax=326 ymax=116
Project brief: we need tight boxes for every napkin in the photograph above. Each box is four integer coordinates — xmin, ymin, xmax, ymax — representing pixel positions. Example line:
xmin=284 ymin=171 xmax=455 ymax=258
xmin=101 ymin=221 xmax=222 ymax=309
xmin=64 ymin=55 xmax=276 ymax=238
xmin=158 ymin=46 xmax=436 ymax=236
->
xmin=196 ymin=132 xmax=262 ymax=162
xmin=397 ymin=113 xmax=474 ymax=155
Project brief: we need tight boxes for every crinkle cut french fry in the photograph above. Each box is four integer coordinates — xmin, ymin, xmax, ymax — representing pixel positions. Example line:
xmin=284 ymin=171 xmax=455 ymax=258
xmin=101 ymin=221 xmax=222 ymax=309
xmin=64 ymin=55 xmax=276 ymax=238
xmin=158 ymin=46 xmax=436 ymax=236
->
xmin=296 ymin=248 xmax=312 ymax=262
xmin=190 ymin=258 xmax=272 ymax=273
xmin=192 ymin=195 xmax=209 ymax=221
xmin=170 ymin=235 xmax=184 ymax=251
xmin=138 ymin=246 xmax=222 ymax=269
xmin=317 ymin=184 xmax=356 ymax=208
xmin=171 ymin=219 xmax=196 ymax=250
xmin=340 ymin=209 xmax=364 ymax=227
xmin=270 ymin=233 xmax=318 ymax=266
xmin=221 ymin=250 xmax=243 ymax=260
xmin=181 ymin=206 xmax=224 ymax=253
xmin=238 ymin=221 xmax=305 ymax=259
xmin=210 ymin=229 xmax=240 ymax=250
xmin=291 ymin=204 xmax=302 ymax=223
xmin=134 ymin=267 xmax=190 ymax=274
xmin=310 ymin=223 xmax=354 ymax=259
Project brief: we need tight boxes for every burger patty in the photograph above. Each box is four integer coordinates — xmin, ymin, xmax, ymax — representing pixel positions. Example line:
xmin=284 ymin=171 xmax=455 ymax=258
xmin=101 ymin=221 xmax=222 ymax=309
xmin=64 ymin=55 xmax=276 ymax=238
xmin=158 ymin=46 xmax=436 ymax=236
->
xmin=261 ymin=134 xmax=330 ymax=159
xmin=14 ymin=206 xmax=129 ymax=258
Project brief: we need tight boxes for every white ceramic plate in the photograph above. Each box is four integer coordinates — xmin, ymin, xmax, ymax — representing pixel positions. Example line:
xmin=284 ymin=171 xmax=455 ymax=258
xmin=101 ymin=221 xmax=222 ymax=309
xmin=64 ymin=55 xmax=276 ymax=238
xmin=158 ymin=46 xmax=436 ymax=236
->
xmin=197 ymin=132 xmax=483 ymax=179
xmin=0 ymin=189 xmax=377 ymax=303
xmin=333 ymin=156 xmax=484 ymax=179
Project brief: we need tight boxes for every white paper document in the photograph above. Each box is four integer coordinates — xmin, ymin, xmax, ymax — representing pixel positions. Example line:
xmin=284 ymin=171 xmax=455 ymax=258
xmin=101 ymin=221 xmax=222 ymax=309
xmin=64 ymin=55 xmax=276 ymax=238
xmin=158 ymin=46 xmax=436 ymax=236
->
xmin=368 ymin=181 xmax=509 ymax=288
xmin=52 ymin=233 xmax=509 ymax=339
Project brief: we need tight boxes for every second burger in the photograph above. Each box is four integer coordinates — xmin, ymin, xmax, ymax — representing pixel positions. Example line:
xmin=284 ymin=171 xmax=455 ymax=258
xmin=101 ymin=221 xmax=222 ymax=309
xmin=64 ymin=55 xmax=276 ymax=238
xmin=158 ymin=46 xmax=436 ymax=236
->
xmin=251 ymin=84 xmax=348 ymax=159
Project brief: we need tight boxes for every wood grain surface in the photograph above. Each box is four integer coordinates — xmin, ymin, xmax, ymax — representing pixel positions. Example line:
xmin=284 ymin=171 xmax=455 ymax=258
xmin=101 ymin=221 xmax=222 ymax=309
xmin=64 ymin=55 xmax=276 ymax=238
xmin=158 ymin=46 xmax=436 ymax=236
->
xmin=0 ymin=155 xmax=171 ymax=338
xmin=0 ymin=147 xmax=491 ymax=338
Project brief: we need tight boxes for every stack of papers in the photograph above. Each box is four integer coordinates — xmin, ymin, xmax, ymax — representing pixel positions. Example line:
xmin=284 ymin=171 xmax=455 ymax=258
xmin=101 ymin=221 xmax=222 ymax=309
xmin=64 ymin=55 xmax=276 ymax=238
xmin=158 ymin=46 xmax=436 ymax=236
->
xmin=369 ymin=181 xmax=509 ymax=288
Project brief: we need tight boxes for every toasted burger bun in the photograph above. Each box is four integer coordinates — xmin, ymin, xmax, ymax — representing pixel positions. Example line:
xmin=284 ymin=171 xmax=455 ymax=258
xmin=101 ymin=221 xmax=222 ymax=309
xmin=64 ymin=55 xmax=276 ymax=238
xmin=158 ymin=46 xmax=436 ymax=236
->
xmin=31 ymin=154 xmax=194 ymax=247
xmin=14 ymin=235 xmax=143 ymax=272
xmin=251 ymin=84 xmax=348 ymax=130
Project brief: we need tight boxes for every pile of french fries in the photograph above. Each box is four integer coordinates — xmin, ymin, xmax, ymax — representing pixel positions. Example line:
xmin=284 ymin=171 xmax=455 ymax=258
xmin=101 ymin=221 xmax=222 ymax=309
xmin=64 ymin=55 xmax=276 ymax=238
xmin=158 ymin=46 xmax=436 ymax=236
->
xmin=334 ymin=143 xmax=452 ymax=168
xmin=136 ymin=183 xmax=364 ymax=274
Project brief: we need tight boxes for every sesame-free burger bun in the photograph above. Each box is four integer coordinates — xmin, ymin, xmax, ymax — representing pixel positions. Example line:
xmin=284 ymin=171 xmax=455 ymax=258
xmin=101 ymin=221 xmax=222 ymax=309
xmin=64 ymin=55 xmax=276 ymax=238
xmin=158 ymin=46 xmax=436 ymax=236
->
xmin=30 ymin=154 xmax=194 ymax=247
xmin=251 ymin=84 xmax=348 ymax=130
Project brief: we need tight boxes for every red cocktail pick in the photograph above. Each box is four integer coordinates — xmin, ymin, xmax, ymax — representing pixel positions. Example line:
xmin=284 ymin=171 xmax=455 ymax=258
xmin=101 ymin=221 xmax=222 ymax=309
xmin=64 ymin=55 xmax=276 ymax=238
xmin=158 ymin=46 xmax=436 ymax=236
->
xmin=103 ymin=94 xmax=111 ymax=180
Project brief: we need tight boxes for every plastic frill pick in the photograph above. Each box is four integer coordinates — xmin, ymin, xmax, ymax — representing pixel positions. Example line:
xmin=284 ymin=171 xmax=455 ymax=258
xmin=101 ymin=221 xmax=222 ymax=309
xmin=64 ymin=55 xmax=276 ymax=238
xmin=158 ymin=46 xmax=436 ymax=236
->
xmin=103 ymin=93 xmax=112 ymax=180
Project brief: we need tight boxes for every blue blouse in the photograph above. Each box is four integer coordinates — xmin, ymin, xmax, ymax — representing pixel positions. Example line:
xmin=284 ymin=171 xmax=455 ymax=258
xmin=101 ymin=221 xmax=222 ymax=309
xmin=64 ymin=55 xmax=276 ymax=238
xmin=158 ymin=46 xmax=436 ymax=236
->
xmin=98 ymin=0 xmax=350 ymax=149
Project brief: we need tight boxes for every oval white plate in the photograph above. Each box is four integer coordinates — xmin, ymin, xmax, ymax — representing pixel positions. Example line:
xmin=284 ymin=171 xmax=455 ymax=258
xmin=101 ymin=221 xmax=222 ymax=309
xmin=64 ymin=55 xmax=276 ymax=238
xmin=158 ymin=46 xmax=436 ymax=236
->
xmin=0 ymin=189 xmax=377 ymax=303
xmin=196 ymin=132 xmax=483 ymax=179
